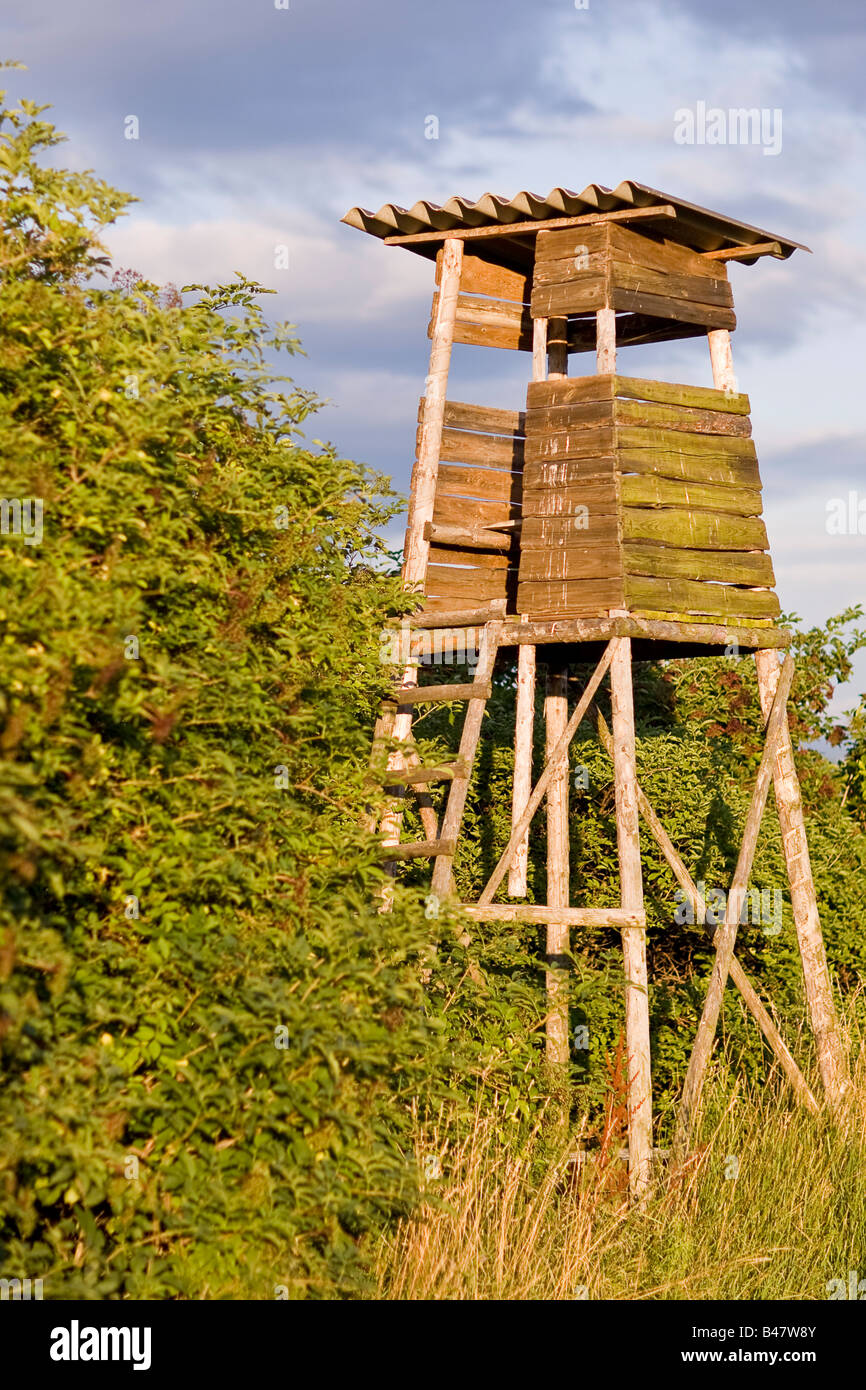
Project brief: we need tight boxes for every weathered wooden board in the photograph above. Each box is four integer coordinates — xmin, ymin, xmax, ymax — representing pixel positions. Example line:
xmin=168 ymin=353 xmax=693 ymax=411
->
xmin=526 ymin=374 xmax=749 ymax=416
xmin=535 ymin=224 xmax=610 ymax=263
xmin=607 ymin=223 xmax=730 ymax=280
xmin=428 ymin=544 xmax=512 ymax=570
xmin=533 ymin=250 xmax=610 ymax=286
xmin=432 ymin=494 xmax=521 ymax=529
xmin=419 ymin=397 xmax=525 ymax=436
xmin=611 ymin=260 xmax=733 ymax=308
xmin=516 ymin=577 xmax=625 ymax=615
xmin=622 ymin=541 xmax=775 ymax=587
xmin=452 ymin=320 xmax=534 ymax=352
xmin=426 ymin=564 xmax=516 ymax=601
xmin=436 ymin=248 xmax=530 ymax=303
xmin=620 ymin=448 xmax=761 ymax=489
xmin=525 ymin=427 xmax=618 ymax=464
xmin=531 ymin=278 xmax=609 ymax=318
xmin=622 ymin=506 xmax=769 ymax=551
xmin=522 ymin=482 xmax=619 ymax=518
xmin=620 ymin=473 xmax=762 ymax=517
xmin=521 ymin=513 xmax=619 ymax=548
xmin=617 ymin=425 xmax=757 ymax=459
xmin=615 ymin=375 xmax=749 ymax=415
xmin=625 ymin=574 xmax=780 ymax=620
xmin=431 ymin=291 xmax=532 ymax=333
xmin=526 ymin=398 xmax=750 ymax=438
xmin=433 ymin=427 xmax=525 ymax=469
xmin=519 ymin=545 xmax=625 ymax=582
xmin=611 ymin=286 xmax=736 ymax=330
xmin=436 ymin=462 xmax=523 ymax=502
xmin=522 ymin=456 xmax=618 ymax=490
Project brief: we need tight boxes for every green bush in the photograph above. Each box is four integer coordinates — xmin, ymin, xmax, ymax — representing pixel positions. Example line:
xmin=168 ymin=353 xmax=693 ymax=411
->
xmin=0 ymin=80 xmax=465 ymax=1299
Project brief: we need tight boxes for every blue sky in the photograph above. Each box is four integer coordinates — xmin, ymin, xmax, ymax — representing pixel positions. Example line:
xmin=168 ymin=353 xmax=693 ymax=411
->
xmin=7 ymin=0 xmax=865 ymax=713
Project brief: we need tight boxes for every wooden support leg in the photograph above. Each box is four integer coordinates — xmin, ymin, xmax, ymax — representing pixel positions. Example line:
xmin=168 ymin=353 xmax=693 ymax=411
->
xmin=509 ymin=639 xmax=536 ymax=896
xmin=545 ymin=665 xmax=570 ymax=1073
xmin=430 ymin=621 xmax=502 ymax=901
xmin=609 ymin=637 xmax=652 ymax=1198
xmin=755 ymin=649 xmax=849 ymax=1114
xmin=707 ymin=328 xmax=737 ymax=394
xmin=377 ymin=237 xmax=463 ymax=872
xmin=511 ymin=316 xmax=548 ymax=899
xmin=596 ymin=308 xmax=617 ymax=375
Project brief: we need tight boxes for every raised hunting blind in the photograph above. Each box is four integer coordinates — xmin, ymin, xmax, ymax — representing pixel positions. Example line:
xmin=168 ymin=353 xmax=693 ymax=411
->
xmin=344 ymin=182 xmax=848 ymax=1194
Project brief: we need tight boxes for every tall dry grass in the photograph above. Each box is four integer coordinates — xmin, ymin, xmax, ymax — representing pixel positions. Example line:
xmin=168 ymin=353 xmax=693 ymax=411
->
xmin=374 ymin=1014 xmax=866 ymax=1301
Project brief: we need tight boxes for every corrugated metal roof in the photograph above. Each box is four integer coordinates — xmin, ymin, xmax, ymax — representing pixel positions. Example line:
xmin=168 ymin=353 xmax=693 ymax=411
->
xmin=342 ymin=180 xmax=808 ymax=263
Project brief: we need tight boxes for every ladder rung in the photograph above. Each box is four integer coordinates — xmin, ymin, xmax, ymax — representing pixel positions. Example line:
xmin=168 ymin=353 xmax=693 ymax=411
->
xmin=386 ymin=760 xmax=467 ymax=786
xmin=385 ymin=681 xmax=492 ymax=706
xmin=380 ymin=838 xmax=457 ymax=861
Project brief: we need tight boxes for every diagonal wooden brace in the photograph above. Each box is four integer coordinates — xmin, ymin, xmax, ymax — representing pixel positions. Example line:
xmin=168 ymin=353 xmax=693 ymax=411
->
xmin=674 ymin=655 xmax=796 ymax=1154
xmin=476 ymin=640 xmax=616 ymax=908
xmin=592 ymin=705 xmax=818 ymax=1117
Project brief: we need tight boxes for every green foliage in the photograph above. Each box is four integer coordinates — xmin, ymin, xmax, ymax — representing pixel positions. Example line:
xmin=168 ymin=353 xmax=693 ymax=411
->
xmin=0 ymin=83 xmax=464 ymax=1299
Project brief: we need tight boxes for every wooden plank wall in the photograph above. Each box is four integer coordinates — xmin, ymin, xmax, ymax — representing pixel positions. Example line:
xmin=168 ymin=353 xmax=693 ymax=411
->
xmin=531 ymin=224 xmax=736 ymax=333
xmin=516 ymin=374 xmax=779 ymax=623
xmin=417 ymin=396 xmax=524 ymax=614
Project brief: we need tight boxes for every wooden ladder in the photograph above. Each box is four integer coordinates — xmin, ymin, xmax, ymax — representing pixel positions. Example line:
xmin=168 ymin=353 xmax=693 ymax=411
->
xmin=371 ymin=619 xmax=503 ymax=895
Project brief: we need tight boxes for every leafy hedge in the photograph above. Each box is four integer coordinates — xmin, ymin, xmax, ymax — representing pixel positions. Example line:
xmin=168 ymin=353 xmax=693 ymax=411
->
xmin=0 ymin=81 xmax=476 ymax=1298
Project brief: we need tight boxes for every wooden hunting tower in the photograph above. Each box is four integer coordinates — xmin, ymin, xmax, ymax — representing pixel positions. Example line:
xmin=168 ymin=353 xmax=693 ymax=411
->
xmin=344 ymin=182 xmax=848 ymax=1194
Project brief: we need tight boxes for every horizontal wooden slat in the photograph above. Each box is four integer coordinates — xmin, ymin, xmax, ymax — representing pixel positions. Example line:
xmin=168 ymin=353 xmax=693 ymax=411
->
xmin=436 ymin=462 xmax=523 ymax=502
xmin=437 ymin=248 xmax=530 ymax=303
xmin=434 ymin=427 xmax=525 ymax=469
xmin=386 ymin=761 xmax=467 ymax=784
xmin=432 ymin=494 xmax=520 ymax=528
xmin=625 ymin=574 xmax=780 ymax=621
xmin=523 ymin=456 xmax=618 ymax=490
xmin=535 ymin=224 xmax=611 ymax=263
xmin=516 ymin=577 xmax=625 ymax=616
xmin=428 ymin=544 xmax=511 ymax=570
xmin=525 ymin=427 xmax=618 ymax=464
xmin=610 ymin=286 xmax=736 ymax=330
xmin=521 ymin=483 xmax=618 ymax=518
xmin=617 ymin=425 xmax=756 ymax=459
xmin=619 ymin=447 xmax=761 ymax=489
xmin=620 ymin=473 xmax=762 ymax=517
xmin=530 ymin=277 xmax=609 ymax=317
xmin=622 ymin=541 xmax=775 ymax=588
xmin=532 ymin=249 xmax=610 ymax=286
xmin=409 ymin=600 xmax=507 ymax=627
xmin=431 ymin=291 xmax=532 ymax=334
xmin=614 ymin=375 xmax=749 ymax=416
xmin=451 ymin=320 xmax=534 ymax=352
xmin=419 ymin=397 xmax=525 ymax=436
xmin=382 ymin=838 xmax=457 ymax=861
xmin=611 ymin=260 xmax=733 ymax=308
xmin=462 ymin=905 xmax=646 ymax=927
xmin=425 ymin=565 xmax=514 ymax=601
xmin=607 ymin=224 xmax=730 ymax=280
xmin=425 ymin=521 xmax=515 ymax=553
xmin=521 ymin=514 xmax=619 ymax=548
xmin=518 ymin=545 xmax=624 ymax=582
xmin=526 ymin=397 xmax=750 ymax=439
xmin=390 ymin=683 xmax=491 ymax=706
xmin=622 ymin=506 xmax=769 ymax=551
